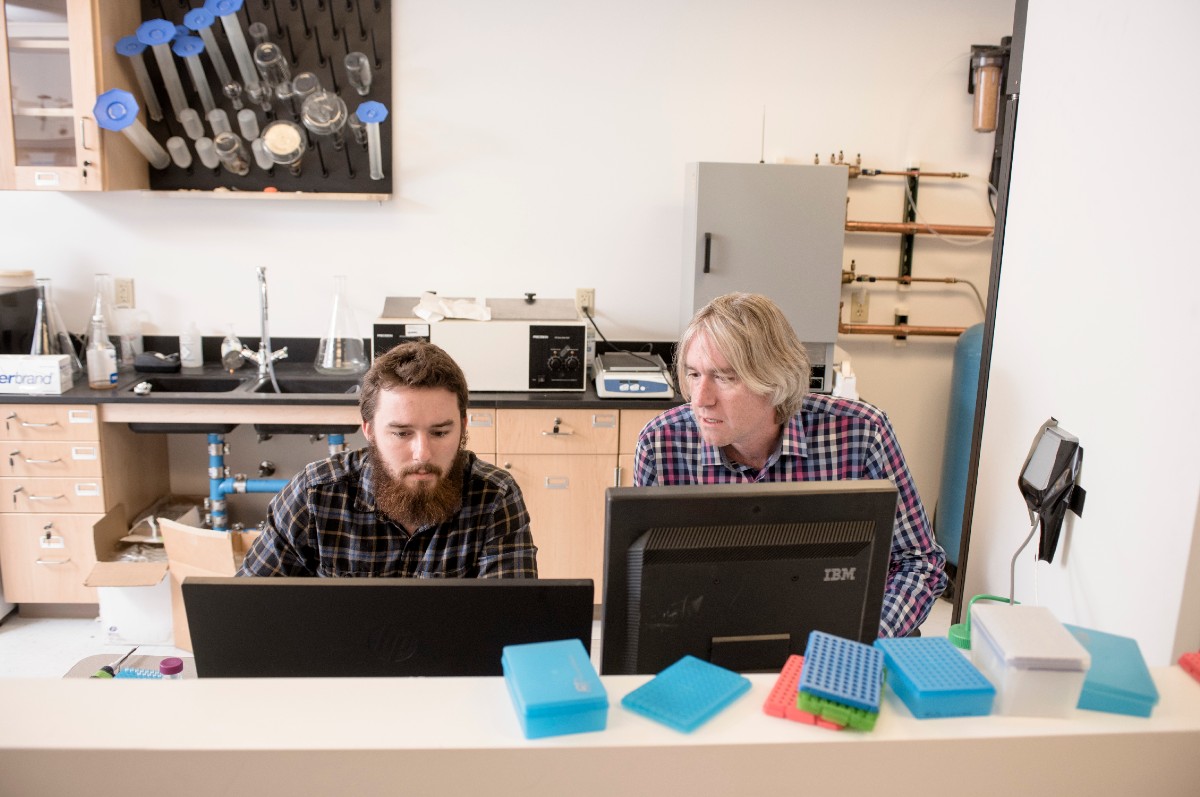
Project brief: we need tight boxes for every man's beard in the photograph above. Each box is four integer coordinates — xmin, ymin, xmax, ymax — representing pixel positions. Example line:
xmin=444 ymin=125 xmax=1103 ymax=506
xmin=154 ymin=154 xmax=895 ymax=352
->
xmin=370 ymin=445 xmax=467 ymax=530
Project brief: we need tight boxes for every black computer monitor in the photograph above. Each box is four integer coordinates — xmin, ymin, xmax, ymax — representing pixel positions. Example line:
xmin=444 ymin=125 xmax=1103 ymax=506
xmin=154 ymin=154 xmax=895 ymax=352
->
xmin=182 ymin=577 xmax=594 ymax=677
xmin=600 ymin=481 xmax=897 ymax=675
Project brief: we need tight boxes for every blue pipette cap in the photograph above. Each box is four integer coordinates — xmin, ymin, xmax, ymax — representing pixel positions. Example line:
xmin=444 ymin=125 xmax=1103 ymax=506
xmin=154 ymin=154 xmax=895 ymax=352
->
xmin=115 ymin=35 xmax=146 ymax=57
xmin=172 ymin=36 xmax=206 ymax=58
xmin=93 ymin=89 xmax=140 ymax=132
xmin=136 ymin=19 xmax=177 ymax=47
xmin=183 ymin=8 xmax=215 ymax=31
xmin=356 ymin=101 xmax=388 ymax=124
xmin=176 ymin=24 xmax=191 ymax=39
xmin=206 ymin=0 xmax=245 ymax=16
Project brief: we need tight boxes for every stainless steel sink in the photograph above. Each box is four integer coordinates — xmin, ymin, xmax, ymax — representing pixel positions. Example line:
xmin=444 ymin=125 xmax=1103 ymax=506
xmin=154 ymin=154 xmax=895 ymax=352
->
xmin=129 ymin=375 xmax=248 ymax=394
xmin=250 ymin=375 xmax=362 ymax=394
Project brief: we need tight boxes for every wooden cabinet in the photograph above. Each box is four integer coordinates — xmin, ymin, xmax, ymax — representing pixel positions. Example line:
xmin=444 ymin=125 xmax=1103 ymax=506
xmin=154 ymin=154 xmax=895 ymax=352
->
xmin=0 ymin=404 xmax=168 ymax=604
xmin=617 ymin=408 xmax=659 ymax=487
xmin=495 ymin=409 xmax=618 ymax=586
xmin=0 ymin=0 xmax=144 ymax=191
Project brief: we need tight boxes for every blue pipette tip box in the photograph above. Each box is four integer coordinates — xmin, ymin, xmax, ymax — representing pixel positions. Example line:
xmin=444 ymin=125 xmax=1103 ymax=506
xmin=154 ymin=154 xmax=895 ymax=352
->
xmin=874 ymin=636 xmax=995 ymax=718
xmin=621 ymin=655 xmax=751 ymax=733
xmin=502 ymin=638 xmax=608 ymax=739
xmin=799 ymin=631 xmax=884 ymax=713
xmin=1064 ymin=625 xmax=1159 ymax=718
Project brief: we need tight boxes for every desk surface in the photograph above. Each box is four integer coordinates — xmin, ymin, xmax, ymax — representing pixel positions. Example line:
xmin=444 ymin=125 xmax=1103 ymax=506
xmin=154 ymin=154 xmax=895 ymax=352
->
xmin=2 ymin=668 xmax=1199 ymax=797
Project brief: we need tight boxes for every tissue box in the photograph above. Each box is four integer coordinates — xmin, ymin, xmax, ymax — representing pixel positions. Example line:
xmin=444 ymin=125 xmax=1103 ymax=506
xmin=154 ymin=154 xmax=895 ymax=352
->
xmin=0 ymin=354 xmax=73 ymax=394
xmin=971 ymin=605 xmax=1090 ymax=717
xmin=502 ymin=638 xmax=608 ymax=739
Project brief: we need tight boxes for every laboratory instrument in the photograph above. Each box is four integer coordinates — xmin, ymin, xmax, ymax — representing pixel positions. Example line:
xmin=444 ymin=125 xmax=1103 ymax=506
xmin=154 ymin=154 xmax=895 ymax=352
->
xmin=179 ymin=108 xmax=204 ymax=140
xmin=355 ymin=101 xmax=388 ymax=180
xmin=344 ymin=51 xmax=372 ymax=96
xmin=251 ymin=138 xmax=273 ymax=171
xmin=593 ymin=352 xmax=674 ymax=398
xmin=135 ymin=19 xmax=190 ymax=122
xmin=254 ymin=42 xmax=291 ymax=96
xmin=207 ymin=108 xmax=232 ymax=136
xmin=237 ymin=109 xmax=261 ymax=141
xmin=114 ymin=36 xmax=163 ymax=122
xmin=222 ymin=81 xmax=245 ymax=111
xmin=92 ymin=90 xmax=170 ymax=170
xmin=89 ymin=648 xmax=136 ymax=679
xmin=315 ymin=275 xmax=367 ymax=375
xmin=195 ymin=137 xmax=220 ymax=169
xmin=301 ymin=90 xmax=348 ymax=150
xmin=347 ymin=112 xmax=366 ymax=147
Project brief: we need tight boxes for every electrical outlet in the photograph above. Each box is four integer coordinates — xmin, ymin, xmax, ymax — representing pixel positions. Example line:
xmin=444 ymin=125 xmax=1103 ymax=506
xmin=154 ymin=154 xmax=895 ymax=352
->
xmin=575 ymin=288 xmax=595 ymax=317
xmin=113 ymin=277 xmax=135 ymax=309
xmin=850 ymin=285 xmax=869 ymax=322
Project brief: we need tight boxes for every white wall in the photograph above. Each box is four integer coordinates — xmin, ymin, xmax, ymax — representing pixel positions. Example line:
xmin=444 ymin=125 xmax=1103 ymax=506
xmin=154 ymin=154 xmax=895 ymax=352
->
xmin=0 ymin=0 xmax=1013 ymax=516
xmin=964 ymin=0 xmax=1200 ymax=665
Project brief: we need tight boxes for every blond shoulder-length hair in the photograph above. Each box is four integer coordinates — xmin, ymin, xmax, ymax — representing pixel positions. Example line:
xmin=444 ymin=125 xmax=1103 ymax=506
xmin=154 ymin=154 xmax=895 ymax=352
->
xmin=676 ymin=293 xmax=811 ymax=423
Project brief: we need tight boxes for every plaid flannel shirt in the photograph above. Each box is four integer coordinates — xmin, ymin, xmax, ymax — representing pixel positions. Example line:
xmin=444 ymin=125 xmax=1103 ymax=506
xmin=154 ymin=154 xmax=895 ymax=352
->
xmin=239 ymin=449 xmax=538 ymax=578
xmin=633 ymin=394 xmax=947 ymax=637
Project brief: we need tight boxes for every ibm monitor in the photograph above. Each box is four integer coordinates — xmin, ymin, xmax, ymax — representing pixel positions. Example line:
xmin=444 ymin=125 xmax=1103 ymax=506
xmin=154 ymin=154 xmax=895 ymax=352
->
xmin=600 ymin=481 xmax=897 ymax=675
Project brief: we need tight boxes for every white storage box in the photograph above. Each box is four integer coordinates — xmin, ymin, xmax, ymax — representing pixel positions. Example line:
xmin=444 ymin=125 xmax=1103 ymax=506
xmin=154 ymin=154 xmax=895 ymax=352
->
xmin=970 ymin=604 xmax=1090 ymax=718
xmin=0 ymin=354 xmax=73 ymax=394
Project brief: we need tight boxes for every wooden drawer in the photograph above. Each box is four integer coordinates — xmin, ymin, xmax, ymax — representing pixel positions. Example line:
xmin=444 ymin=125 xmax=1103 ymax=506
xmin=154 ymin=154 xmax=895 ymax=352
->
xmin=1 ymin=477 xmax=106 ymax=514
xmin=501 ymin=454 xmax=611 ymax=587
xmin=618 ymin=409 xmax=662 ymax=454
xmin=496 ymin=409 xmax=619 ymax=455
xmin=0 ymin=513 xmax=101 ymax=603
xmin=2 ymin=441 xmax=103 ymax=478
xmin=2 ymin=406 xmax=99 ymax=442
xmin=465 ymin=408 xmax=496 ymax=456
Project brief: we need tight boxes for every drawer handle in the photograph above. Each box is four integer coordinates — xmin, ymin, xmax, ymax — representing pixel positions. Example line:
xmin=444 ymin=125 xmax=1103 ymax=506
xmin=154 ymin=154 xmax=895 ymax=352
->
xmin=541 ymin=418 xmax=574 ymax=436
xmin=12 ymin=487 xmax=66 ymax=502
xmin=35 ymin=558 xmax=71 ymax=566
xmin=6 ymin=413 xmax=60 ymax=430
xmin=23 ymin=456 xmax=64 ymax=465
xmin=544 ymin=476 xmax=570 ymax=490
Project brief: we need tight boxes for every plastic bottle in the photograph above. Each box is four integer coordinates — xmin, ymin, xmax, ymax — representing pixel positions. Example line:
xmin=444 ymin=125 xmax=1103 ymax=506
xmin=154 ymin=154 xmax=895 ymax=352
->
xmin=180 ymin=322 xmax=204 ymax=368
xmin=158 ymin=657 xmax=184 ymax=680
xmin=85 ymin=315 xmax=118 ymax=389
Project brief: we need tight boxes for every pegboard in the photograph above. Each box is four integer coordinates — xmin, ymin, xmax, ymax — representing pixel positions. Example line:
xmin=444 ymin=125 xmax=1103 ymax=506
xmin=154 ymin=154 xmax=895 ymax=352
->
xmin=130 ymin=0 xmax=392 ymax=197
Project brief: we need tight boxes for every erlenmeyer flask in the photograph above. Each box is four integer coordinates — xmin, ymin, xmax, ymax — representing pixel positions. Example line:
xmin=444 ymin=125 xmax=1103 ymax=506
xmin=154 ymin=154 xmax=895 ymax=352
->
xmin=30 ymin=278 xmax=83 ymax=379
xmin=315 ymin=275 xmax=367 ymax=375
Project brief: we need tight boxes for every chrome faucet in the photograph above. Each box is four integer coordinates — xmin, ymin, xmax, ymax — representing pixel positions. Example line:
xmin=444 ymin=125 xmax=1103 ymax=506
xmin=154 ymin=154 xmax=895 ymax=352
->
xmin=242 ymin=266 xmax=288 ymax=383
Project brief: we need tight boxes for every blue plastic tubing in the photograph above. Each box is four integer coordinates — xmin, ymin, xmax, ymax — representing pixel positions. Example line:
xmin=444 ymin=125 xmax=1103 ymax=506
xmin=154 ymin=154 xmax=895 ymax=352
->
xmin=934 ymin=323 xmax=985 ymax=566
xmin=207 ymin=432 xmax=288 ymax=531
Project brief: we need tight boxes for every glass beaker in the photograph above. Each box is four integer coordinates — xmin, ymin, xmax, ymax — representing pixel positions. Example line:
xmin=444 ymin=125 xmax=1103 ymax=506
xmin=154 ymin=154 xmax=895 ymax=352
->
xmin=301 ymin=90 xmax=348 ymax=151
xmin=315 ymin=276 xmax=367 ymax=375
xmin=30 ymin=278 xmax=83 ymax=379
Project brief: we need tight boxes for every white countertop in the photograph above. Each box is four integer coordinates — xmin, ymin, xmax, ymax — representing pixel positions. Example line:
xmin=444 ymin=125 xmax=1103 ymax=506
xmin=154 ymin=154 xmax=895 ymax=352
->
xmin=2 ymin=668 xmax=1200 ymax=796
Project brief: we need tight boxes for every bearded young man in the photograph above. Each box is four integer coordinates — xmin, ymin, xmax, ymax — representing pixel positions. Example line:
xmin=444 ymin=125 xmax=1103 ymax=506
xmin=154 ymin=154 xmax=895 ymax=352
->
xmin=238 ymin=342 xmax=538 ymax=578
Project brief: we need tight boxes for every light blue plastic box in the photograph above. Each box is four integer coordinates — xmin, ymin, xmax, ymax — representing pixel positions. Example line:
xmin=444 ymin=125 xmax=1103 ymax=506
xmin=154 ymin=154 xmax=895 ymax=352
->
xmin=502 ymin=638 xmax=608 ymax=739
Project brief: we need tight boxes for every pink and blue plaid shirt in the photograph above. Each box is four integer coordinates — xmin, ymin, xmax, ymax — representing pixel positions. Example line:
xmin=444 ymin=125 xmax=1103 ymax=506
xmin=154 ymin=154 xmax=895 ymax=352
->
xmin=634 ymin=393 xmax=947 ymax=638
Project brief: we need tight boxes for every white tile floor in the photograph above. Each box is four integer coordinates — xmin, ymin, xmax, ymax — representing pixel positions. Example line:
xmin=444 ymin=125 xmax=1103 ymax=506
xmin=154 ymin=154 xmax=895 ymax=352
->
xmin=0 ymin=598 xmax=954 ymax=679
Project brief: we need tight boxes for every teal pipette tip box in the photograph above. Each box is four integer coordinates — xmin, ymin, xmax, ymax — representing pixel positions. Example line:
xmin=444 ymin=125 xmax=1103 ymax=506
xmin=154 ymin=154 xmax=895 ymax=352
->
xmin=621 ymin=655 xmax=751 ymax=733
xmin=875 ymin=636 xmax=995 ymax=718
xmin=1064 ymin=625 xmax=1159 ymax=718
xmin=502 ymin=638 xmax=608 ymax=739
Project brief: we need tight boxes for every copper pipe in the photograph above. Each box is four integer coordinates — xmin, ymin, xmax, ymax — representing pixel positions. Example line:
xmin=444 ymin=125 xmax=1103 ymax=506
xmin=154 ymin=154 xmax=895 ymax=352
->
xmin=861 ymin=170 xmax=968 ymax=178
xmin=839 ymin=319 xmax=967 ymax=337
xmin=845 ymin=220 xmax=994 ymax=237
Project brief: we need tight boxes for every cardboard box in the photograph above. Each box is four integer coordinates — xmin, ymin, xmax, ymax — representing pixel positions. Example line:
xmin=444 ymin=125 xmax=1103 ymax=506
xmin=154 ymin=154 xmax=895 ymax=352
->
xmin=0 ymin=354 xmax=74 ymax=394
xmin=160 ymin=515 xmax=258 ymax=652
xmin=83 ymin=507 xmax=173 ymax=645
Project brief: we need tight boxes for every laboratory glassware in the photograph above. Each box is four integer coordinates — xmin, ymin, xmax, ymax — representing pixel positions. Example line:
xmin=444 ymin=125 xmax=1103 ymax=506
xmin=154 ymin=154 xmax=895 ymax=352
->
xmin=301 ymin=90 xmax=348 ymax=151
xmin=356 ymin=101 xmax=388 ymax=180
xmin=92 ymin=90 xmax=170 ymax=170
xmin=30 ymin=278 xmax=82 ymax=379
xmin=254 ymin=42 xmax=291 ymax=95
xmin=261 ymin=120 xmax=306 ymax=175
xmin=135 ymin=19 xmax=190 ymax=123
xmin=251 ymin=138 xmax=273 ymax=171
xmin=166 ymin=136 xmax=193 ymax=169
xmin=223 ymin=82 xmax=245 ymax=111
xmin=315 ymin=276 xmax=368 ymax=375
xmin=208 ymin=0 xmax=260 ymax=94
xmin=208 ymin=108 xmax=233 ymax=136
xmin=347 ymin=112 xmax=366 ymax=147
xmin=114 ymin=36 xmax=164 ymax=123
xmin=179 ymin=108 xmax=205 ymax=140
xmin=86 ymin=314 xmax=118 ymax=390
xmin=238 ymin=109 xmax=261 ymax=140
xmin=248 ymin=22 xmax=270 ymax=47
xmin=213 ymin=132 xmax=251 ymax=176
xmin=344 ymin=52 xmax=372 ymax=96
xmin=172 ymin=36 xmax=217 ymax=116
xmin=196 ymin=137 xmax=220 ymax=169
xmin=183 ymin=7 xmax=236 ymax=89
